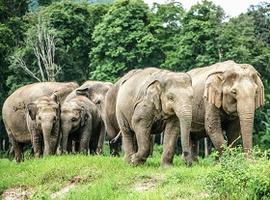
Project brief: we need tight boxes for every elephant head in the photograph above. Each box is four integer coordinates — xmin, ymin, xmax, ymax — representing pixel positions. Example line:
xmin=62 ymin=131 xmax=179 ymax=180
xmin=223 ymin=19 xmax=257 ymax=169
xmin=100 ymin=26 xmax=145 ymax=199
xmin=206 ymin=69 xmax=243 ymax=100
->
xmin=76 ymin=82 xmax=112 ymax=121
xmin=27 ymin=93 xmax=60 ymax=155
xmin=204 ymin=62 xmax=264 ymax=153
xmin=141 ymin=70 xmax=193 ymax=164
xmin=60 ymin=99 xmax=89 ymax=153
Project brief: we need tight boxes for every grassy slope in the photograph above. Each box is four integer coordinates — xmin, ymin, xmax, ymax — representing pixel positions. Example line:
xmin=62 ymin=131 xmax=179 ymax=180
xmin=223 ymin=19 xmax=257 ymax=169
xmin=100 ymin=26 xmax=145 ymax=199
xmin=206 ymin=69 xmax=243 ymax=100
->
xmin=0 ymin=147 xmax=215 ymax=200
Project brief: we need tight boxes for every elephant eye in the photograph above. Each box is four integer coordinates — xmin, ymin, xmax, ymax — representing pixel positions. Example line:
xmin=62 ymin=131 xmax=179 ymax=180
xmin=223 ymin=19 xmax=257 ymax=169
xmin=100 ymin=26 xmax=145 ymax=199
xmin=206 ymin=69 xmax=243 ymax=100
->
xmin=231 ymin=89 xmax=237 ymax=95
xmin=38 ymin=116 xmax=42 ymax=120
xmin=167 ymin=95 xmax=174 ymax=101
xmin=71 ymin=117 xmax=77 ymax=122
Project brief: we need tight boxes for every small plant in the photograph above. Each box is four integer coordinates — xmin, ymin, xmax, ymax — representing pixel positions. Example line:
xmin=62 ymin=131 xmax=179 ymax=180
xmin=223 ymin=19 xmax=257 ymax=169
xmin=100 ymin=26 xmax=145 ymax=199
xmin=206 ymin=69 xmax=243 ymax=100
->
xmin=206 ymin=146 xmax=270 ymax=200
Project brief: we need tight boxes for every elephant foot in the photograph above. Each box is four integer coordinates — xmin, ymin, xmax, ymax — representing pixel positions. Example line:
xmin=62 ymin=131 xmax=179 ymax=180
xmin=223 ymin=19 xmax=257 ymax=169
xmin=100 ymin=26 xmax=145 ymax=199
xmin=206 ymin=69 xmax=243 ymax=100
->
xmin=183 ymin=152 xmax=193 ymax=167
xmin=111 ymin=151 xmax=120 ymax=157
xmin=130 ymin=154 xmax=146 ymax=166
xmin=161 ymin=162 xmax=173 ymax=168
xmin=96 ymin=148 xmax=103 ymax=156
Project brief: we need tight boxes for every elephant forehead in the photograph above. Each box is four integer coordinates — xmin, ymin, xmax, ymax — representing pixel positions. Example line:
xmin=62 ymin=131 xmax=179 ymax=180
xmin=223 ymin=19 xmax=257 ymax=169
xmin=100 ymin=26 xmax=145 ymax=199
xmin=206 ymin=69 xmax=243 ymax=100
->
xmin=62 ymin=101 xmax=80 ymax=111
xmin=167 ymin=74 xmax=191 ymax=85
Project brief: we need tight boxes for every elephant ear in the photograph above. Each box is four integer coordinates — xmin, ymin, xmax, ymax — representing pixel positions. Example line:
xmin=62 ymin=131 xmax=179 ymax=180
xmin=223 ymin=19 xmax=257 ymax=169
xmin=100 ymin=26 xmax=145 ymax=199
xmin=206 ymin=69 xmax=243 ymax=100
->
xmin=203 ymin=72 xmax=223 ymax=108
xmin=80 ymin=106 xmax=89 ymax=127
xmin=255 ymin=73 xmax=265 ymax=108
xmin=146 ymin=80 xmax=162 ymax=111
xmin=50 ymin=92 xmax=59 ymax=104
xmin=27 ymin=103 xmax=38 ymax=120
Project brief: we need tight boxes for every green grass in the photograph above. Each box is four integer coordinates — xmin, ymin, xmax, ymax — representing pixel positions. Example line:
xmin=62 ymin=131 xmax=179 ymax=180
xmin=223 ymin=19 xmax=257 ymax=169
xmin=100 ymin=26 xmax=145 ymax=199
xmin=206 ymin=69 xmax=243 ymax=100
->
xmin=0 ymin=145 xmax=215 ymax=200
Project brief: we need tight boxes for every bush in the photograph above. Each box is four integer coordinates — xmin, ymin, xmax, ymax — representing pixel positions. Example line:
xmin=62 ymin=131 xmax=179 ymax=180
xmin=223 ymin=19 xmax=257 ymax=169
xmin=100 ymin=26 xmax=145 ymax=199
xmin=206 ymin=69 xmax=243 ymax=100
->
xmin=206 ymin=147 xmax=270 ymax=200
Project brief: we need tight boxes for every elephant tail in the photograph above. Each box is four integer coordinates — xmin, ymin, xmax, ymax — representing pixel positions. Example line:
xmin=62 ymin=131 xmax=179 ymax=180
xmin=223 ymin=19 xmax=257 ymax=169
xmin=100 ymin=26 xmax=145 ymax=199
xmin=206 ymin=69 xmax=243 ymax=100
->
xmin=110 ymin=131 xmax=122 ymax=144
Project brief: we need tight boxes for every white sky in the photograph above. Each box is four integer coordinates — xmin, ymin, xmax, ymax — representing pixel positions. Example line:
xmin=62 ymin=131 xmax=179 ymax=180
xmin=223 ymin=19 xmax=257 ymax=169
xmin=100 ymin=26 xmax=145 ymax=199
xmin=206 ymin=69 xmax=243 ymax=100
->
xmin=144 ymin=0 xmax=269 ymax=17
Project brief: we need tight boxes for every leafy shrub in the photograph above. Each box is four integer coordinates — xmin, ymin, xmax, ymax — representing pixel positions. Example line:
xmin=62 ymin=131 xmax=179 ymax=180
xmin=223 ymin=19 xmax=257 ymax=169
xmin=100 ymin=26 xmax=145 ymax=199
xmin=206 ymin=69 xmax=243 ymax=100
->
xmin=206 ymin=147 xmax=270 ymax=200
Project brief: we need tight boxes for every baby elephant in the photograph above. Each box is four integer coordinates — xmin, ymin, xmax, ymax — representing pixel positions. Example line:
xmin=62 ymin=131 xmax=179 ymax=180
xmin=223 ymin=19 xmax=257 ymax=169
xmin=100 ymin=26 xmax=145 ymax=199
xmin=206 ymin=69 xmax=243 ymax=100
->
xmin=26 ymin=94 xmax=60 ymax=157
xmin=60 ymin=92 xmax=102 ymax=154
xmin=116 ymin=68 xmax=193 ymax=167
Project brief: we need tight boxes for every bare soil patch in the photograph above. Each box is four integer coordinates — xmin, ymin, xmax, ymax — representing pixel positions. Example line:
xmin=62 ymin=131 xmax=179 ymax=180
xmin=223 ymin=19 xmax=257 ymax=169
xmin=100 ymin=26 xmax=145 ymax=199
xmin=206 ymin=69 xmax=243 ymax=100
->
xmin=2 ymin=186 xmax=33 ymax=200
xmin=133 ymin=176 xmax=162 ymax=192
xmin=51 ymin=175 xmax=83 ymax=199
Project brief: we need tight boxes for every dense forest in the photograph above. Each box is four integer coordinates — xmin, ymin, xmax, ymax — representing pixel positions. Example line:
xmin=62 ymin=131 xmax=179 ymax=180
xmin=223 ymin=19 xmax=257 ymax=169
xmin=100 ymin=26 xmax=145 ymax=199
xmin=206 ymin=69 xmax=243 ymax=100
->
xmin=0 ymin=0 xmax=269 ymax=149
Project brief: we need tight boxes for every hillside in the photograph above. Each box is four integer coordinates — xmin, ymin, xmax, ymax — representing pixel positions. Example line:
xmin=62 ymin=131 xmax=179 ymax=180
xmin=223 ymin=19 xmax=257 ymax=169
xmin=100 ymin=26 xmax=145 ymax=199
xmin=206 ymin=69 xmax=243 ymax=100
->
xmin=0 ymin=147 xmax=212 ymax=200
xmin=1 ymin=146 xmax=270 ymax=200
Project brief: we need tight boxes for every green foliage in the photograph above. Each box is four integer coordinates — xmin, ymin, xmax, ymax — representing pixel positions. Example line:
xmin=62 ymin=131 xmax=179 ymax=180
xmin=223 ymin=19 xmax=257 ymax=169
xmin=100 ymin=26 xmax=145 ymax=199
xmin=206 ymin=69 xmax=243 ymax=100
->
xmin=150 ymin=2 xmax=185 ymax=70
xmin=207 ymin=147 xmax=270 ymax=199
xmin=163 ymin=0 xmax=225 ymax=71
xmin=90 ymin=0 xmax=161 ymax=81
xmin=248 ymin=2 xmax=270 ymax=46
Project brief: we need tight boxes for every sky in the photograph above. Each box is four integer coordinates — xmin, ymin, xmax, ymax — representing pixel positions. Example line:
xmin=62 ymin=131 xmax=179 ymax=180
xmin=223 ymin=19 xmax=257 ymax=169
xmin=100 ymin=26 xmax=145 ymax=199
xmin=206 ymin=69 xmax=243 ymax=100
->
xmin=144 ymin=0 xmax=268 ymax=18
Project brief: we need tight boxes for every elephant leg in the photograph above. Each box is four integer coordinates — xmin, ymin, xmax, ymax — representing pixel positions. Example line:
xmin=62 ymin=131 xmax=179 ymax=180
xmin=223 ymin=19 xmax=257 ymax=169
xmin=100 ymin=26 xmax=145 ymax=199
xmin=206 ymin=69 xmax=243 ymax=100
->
xmin=131 ymin=124 xmax=151 ymax=166
xmin=8 ymin=132 xmax=23 ymax=163
xmin=96 ymin=123 xmax=105 ymax=155
xmin=190 ymin=137 xmax=199 ymax=162
xmin=74 ymin=141 xmax=80 ymax=152
xmin=67 ymin=137 xmax=73 ymax=153
xmin=226 ymin=118 xmax=241 ymax=147
xmin=205 ymin=103 xmax=225 ymax=155
xmin=149 ymin=135 xmax=155 ymax=157
xmin=121 ymin=129 xmax=136 ymax=164
xmin=161 ymin=120 xmax=179 ymax=167
xmin=13 ymin=141 xmax=24 ymax=163
xmin=107 ymin=125 xmax=121 ymax=157
xmin=31 ymin=131 xmax=42 ymax=158
xmin=80 ymin=134 xmax=91 ymax=154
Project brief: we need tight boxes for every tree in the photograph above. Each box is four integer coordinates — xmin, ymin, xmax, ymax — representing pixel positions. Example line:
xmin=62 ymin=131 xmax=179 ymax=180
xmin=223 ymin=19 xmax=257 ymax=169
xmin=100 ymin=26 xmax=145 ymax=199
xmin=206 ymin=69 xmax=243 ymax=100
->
xmin=248 ymin=2 xmax=270 ymax=46
xmin=150 ymin=2 xmax=185 ymax=69
xmin=8 ymin=0 xmax=109 ymax=89
xmin=10 ymin=16 xmax=59 ymax=82
xmin=163 ymin=0 xmax=225 ymax=71
xmin=90 ymin=0 xmax=160 ymax=81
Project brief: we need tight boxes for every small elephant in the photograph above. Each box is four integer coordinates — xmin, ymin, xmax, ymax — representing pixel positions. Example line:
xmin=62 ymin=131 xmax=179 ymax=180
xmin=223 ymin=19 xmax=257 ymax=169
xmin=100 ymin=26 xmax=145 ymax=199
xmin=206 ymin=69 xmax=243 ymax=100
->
xmin=104 ymin=69 xmax=142 ymax=156
xmin=116 ymin=68 xmax=193 ymax=166
xmin=26 ymin=94 xmax=60 ymax=158
xmin=60 ymin=92 xmax=103 ymax=154
xmin=72 ymin=81 xmax=113 ymax=154
xmin=2 ymin=82 xmax=78 ymax=162
xmin=188 ymin=60 xmax=264 ymax=158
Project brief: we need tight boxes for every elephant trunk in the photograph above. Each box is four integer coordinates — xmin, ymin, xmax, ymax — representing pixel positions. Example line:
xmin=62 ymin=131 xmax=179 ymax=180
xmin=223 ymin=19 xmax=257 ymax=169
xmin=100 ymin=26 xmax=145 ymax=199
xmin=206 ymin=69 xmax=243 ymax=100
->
xmin=42 ymin=122 xmax=55 ymax=156
xmin=61 ymin=124 xmax=72 ymax=153
xmin=237 ymin=100 xmax=255 ymax=154
xmin=176 ymin=105 xmax=192 ymax=165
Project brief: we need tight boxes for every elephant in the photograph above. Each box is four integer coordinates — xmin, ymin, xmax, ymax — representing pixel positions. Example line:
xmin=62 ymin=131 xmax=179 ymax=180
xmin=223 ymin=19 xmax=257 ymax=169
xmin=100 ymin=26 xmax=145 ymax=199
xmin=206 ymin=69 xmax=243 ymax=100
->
xmin=104 ymin=69 xmax=142 ymax=156
xmin=188 ymin=60 xmax=264 ymax=158
xmin=70 ymin=81 xmax=113 ymax=154
xmin=2 ymin=82 xmax=78 ymax=162
xmin=116 ymin=68 xmax=193 ymax=166
xmin=60 ymin=91 xmax=103 ymax=154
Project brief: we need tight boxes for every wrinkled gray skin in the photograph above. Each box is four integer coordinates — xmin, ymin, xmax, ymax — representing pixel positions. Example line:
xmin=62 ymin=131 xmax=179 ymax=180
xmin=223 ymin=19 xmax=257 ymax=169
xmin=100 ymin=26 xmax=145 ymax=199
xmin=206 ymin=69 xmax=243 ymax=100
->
xmin=60 ymin=94 xmax=102 ymax=154
xmin=188 ymin=60 xmax=265 ymax=159
xmin=104 ymin=69 xmax=142 ymax=156
xmin=2 ymin=82 xmax=78 ymax=162
xmin=116 ymin=68 xmax=193 ymax=166
xmin=65 ymin=81 xmax=113 ymax=154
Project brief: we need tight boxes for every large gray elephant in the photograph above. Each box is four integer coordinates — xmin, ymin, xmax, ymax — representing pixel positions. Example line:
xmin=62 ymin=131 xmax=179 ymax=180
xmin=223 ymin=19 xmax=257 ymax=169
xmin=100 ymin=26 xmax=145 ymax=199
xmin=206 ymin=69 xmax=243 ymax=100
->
xmin=60 ymin=91 xmax=103 ymax=154
xmin=2 ymin=82 xmax=78 ymax=162
xmin=116 ymin=68 xmax=193 ymax=166
xmin=188 ymin=60 xmax=264 ymax=158
xmin=104 ymin=69 xmax=142 ymax=156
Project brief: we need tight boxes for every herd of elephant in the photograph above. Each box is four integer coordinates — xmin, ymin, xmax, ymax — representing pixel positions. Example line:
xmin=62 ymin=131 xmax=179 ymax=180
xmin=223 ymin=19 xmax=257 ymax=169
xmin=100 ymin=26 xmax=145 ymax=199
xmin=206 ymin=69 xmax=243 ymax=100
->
xmin=1 ymin=60 xmax=265 ymax=166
